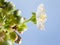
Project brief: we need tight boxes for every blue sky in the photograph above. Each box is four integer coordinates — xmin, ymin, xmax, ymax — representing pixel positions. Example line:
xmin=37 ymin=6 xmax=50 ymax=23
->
xmin=8 ymin=0 xmax=60 ymax=45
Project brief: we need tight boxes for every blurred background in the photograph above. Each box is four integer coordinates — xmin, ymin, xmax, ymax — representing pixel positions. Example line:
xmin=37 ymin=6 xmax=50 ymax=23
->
xmin=8 ymin=0 xmax=60 ymax=45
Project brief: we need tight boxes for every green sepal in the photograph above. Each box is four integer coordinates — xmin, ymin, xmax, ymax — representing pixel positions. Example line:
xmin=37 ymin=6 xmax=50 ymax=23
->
xmin=30 ymin=12 xmax=36 ymax=24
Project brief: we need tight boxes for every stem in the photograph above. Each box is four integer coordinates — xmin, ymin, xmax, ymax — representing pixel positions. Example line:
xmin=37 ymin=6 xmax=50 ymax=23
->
xmin=23 ymin=18 xmax=31 ymax=24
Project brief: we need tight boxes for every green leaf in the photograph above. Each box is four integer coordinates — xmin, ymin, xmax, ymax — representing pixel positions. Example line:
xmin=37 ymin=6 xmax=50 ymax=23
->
xmin=17 ymin=23 xmax=28 ymax=33
xmin=10 ymin=32 xmax=17 ymax=41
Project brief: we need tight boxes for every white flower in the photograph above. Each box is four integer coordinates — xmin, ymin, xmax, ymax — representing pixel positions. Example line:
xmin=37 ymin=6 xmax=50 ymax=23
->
xmin=36 ymin=4 xmax=47 ymax=30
